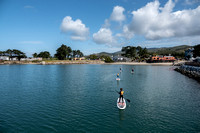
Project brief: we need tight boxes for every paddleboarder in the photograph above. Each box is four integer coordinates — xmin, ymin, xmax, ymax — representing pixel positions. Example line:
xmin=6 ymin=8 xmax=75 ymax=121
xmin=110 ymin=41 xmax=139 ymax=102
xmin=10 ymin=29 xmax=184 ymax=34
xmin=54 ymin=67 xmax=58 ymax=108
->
xmin=118 ymin=88 xmax=124 ymax=103
xmin=132 ymin=68 xmax=134 ymax=73
xmin=117 ymin=73 xmax=119 ymax=78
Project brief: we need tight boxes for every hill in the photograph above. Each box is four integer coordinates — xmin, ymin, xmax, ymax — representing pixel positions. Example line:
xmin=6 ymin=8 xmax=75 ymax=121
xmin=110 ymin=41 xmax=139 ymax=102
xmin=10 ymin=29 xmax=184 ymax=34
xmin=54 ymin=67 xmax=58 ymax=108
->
xmin=147 ymin=45 xmax=192 ymax=54
xmin=96 ymin=51 xmax=122 ymax=57
xmin=94 ymin=45 xmax=192 ymax=57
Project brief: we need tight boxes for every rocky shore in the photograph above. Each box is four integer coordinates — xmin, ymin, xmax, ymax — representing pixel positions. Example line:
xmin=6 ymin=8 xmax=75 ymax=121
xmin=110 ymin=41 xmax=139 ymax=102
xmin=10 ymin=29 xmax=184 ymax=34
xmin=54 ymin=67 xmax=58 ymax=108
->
xmin=175 ymin=64 xmax=200 ymax=82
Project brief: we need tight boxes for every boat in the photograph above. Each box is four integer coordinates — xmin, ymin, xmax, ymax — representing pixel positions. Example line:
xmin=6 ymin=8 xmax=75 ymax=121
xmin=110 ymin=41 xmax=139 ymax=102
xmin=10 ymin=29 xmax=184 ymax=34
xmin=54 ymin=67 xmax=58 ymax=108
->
xmin=116 ymin=78 xmax=120 ymax=81
xmin=117 ymin=98 xmax=126 ymax=109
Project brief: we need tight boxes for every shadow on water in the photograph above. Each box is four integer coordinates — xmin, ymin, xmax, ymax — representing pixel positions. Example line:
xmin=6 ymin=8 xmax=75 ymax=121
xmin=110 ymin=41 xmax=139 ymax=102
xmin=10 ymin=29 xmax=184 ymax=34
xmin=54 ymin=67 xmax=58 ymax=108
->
xmin=117 ymin=81 xmax=119 ymax=87
xmin=119 ymin=109 xmax=125 ymax=121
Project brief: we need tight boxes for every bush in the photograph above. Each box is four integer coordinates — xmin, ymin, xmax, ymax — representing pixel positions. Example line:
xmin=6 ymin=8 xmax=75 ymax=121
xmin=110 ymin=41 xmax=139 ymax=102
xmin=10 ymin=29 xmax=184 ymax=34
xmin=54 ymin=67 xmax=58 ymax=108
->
xmin=104 ymin=56 xmax=114 ymax=63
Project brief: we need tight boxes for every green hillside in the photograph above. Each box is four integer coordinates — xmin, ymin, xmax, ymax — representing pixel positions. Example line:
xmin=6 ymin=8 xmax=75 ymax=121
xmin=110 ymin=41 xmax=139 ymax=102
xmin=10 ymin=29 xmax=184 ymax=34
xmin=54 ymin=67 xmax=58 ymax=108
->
xmin=147 ymin=45 xmax=192 ymax=54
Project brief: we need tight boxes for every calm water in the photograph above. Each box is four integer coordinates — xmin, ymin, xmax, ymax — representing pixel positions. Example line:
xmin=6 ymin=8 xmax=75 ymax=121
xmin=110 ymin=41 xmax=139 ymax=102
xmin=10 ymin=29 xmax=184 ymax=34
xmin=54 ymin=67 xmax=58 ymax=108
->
xmin=0 ymin=65 xmax=200 ymax=133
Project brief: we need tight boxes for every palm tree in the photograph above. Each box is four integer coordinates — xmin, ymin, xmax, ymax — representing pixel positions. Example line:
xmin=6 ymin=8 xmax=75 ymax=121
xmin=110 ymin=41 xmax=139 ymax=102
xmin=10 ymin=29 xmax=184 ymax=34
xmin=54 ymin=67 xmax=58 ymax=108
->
xmin=72 ymin=50 xmax=77 ymax=58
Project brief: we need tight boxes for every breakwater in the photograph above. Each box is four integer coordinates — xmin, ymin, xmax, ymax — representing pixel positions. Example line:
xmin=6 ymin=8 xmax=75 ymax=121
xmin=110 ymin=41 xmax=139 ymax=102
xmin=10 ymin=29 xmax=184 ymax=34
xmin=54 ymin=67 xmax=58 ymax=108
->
xmin=175 ymin=64 xmax=200 ymax=82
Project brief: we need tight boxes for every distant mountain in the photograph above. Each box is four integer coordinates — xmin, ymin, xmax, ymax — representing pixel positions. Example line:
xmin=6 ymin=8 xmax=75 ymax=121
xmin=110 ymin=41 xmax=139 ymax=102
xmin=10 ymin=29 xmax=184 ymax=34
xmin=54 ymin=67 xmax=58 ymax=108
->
xmin=147 ymin=45 xmax=193 ymax=54
xmin=94 ymin=45 xmax=192 ymax=56
xmin=96 ymin=51 xmax=123 ymax=57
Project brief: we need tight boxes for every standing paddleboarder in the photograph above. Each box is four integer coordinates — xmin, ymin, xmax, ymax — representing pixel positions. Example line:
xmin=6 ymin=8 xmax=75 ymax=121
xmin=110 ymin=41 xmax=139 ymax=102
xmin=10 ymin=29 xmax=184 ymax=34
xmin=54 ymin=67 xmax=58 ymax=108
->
xmin=132 ymin=68 xmax=134 ymax=73
xmin=118 ymin=88 xmax=124 ymax=103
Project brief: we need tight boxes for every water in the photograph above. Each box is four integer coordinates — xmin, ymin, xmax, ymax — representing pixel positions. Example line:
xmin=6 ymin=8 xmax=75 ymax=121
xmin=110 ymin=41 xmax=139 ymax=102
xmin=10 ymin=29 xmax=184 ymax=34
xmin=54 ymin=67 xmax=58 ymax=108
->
xmin=0 ymin=65 xmax=200 ymax=133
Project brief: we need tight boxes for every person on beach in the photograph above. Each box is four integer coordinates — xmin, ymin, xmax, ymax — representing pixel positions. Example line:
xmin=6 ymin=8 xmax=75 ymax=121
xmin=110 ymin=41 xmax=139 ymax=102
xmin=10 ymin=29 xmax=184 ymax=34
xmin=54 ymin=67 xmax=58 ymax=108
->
xmin=117 ymin=73 xmax=119 ymax=78
xmin=118 ymin=88 xmax=124 ymax=103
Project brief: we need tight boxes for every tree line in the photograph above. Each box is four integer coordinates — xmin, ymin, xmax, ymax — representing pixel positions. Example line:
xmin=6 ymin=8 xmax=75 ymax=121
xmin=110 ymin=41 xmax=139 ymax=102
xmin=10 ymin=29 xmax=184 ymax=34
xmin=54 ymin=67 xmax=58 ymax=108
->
xmin=0 ymin=49 xmax=26 ymax=61
xmin=0 ymin=44 xmax=84 ymax=61
xmin=1 ymin=44 xmax=199 ymax=61
xmin=121 ymin=46 xmax=149 ymax=61
xmin=122 ymin=44 xmax=200 ymax=60
xmin=32 ymin=44 xmax=84 ymax=60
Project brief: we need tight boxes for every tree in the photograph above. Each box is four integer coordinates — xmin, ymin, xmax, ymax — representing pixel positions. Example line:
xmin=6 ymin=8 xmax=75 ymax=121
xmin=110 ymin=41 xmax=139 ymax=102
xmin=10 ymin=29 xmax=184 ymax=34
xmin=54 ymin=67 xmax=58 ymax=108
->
xmin=3 ymin=49 xmax=26 ymax=61
xmin=104 ymin=56 xmax=114 ymax=63
xmin=89 ymin=54 xmax=98 ymax=60
xmin=72 ymin=50 xmax=77 ymax=58
xmin=12 ymin=49 xmax=27 ymax=61
xmin=33 ymin=53 xmax=38 ymax=58
xmin=122 ymin=46 xmax=136 ymax=59
xmin=193 ymin=44 xmax=200 ymax=57
xmin=37 ymin=51 xmax=51 ymax=58
xmin=136 ymin=46 xmax=149 ymax=58
xmin=6 ymin=49 xmax=13 ymax=60
xmin=67 ymin=46 xmax=72 ymax=58
xmin=76 ymin=50 xmax=84 ymax=58
xmin=0 ymin=51 xmax=3 ymax=56
xmin=79 ymin=52 xmax=84 ymax=57
xmin=55 ymin=44 xmax=71 ymax=60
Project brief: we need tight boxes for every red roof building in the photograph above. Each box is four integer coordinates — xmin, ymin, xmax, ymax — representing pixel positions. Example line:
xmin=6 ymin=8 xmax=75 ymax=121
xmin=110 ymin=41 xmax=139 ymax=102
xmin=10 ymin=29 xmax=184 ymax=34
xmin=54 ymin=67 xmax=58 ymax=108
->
xmin=151 ymin=55 xmax=176 ymax=62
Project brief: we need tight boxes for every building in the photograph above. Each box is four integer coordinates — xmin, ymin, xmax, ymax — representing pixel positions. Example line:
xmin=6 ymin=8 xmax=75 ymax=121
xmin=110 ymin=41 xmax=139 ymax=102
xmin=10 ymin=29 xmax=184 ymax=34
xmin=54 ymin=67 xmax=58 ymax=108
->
xmin=0 ymin=56 xmax=9 ymax=61
xmin=20 ymin=57 xmax=42 ymax=61
xmin=112 ymin=55 xmax=127 ymax=62
xmin=150 ymin=55 xmax=176 ymax=62
xmin=73 ymin=57 xmax=85 ymax=60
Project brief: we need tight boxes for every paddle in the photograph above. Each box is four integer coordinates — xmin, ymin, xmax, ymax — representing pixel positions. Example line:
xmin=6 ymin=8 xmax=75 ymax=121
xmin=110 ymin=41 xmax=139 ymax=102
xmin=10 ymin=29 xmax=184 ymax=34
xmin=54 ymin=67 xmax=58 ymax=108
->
xmin=115 ymin=90 xmax=131 ymax=103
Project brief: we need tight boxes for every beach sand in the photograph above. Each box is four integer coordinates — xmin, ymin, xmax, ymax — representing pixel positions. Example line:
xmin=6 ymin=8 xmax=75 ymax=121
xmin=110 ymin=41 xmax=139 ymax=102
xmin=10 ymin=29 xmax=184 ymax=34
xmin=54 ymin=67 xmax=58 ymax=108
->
xmin=108 ymin=62 xmax=174 ymax=66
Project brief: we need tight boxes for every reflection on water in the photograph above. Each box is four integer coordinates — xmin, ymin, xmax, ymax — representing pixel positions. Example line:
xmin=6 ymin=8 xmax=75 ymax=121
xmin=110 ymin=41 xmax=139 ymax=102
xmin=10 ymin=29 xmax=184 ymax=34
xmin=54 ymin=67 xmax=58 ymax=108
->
xmin=119 ymin=110 xmax=125 ymax=121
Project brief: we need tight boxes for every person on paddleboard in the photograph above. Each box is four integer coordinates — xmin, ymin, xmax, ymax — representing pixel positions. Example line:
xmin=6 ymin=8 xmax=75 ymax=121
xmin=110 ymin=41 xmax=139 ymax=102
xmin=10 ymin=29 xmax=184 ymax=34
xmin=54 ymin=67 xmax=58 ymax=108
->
xmin=118 ymin=88 xmax=124 ymax=103
xmin=117 ymin=73 xmax=119 ymax=78
xmin=132 ymin=68 xmax=134 ymax=73
xmin=120 ymin=67 xmax=122 ymax=72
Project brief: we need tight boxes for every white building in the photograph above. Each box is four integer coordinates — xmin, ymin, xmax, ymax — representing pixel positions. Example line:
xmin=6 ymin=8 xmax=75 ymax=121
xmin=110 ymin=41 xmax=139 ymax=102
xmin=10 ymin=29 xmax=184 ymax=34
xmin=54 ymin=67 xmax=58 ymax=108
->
xmin=0 ymin=56 xmax=9 ymax=60
xmin=20 ymin=57 xmax=42 ymax=61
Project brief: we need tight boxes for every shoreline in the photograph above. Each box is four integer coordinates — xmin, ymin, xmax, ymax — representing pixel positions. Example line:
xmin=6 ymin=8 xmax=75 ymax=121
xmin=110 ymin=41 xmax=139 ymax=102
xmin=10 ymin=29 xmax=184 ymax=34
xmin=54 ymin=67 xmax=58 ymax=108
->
xmin=107 ymin=62 xmax=174 ymax=66
xmin=0 ymin=60 xmax=182 ymax=66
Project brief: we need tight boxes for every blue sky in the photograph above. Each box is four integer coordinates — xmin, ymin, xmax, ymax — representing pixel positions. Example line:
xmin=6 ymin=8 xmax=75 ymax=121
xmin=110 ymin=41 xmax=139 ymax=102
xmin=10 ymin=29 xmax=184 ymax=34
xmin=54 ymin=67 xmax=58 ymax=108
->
xmin=0 ymin=0 xmax=200 ymax=57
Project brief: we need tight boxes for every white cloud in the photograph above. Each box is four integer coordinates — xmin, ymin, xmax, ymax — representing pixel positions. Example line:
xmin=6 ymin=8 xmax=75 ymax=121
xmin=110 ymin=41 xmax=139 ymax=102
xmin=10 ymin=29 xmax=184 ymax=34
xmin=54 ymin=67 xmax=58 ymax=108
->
xmin=128 ymin=0 xmax=200 ymax=40
xmin=116 ymin=25 xmax=134 ymax=40
xmin=103 ymin=19 xmax=110 ymax=28
xmin=19 ymin=41 xmax=43 ymax=44
xmin=93 ymin=28 xmax=117 ymax=46
xmin=61 ymin=16 xmax=89 ymax=41
xmin=110 ymin=6 xmax=126 ymax=22
xmin=93 ymin=6 xmax=131 ymax=47
xmin=184 ymin=0 xmax=200 ymax=5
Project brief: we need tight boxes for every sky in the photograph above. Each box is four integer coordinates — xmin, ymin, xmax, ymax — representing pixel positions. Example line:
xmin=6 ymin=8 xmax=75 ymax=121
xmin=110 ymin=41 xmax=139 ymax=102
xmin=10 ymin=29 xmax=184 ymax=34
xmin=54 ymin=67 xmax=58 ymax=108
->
xmin=0 ymin=0 xmax=200 ymax=57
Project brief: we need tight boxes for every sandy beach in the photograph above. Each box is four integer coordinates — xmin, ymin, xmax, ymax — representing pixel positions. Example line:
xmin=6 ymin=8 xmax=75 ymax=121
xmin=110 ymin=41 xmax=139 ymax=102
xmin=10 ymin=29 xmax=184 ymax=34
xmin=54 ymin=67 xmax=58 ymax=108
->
xmin=108 ymin=62 xmax=174 ymax=66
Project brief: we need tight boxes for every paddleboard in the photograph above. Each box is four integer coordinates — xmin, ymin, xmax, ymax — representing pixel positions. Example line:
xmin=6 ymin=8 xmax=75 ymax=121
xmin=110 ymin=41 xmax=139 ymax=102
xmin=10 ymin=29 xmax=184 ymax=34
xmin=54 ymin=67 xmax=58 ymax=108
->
xmin=131 ymin=71 xmax=134 ymax=74
xmin=117 ymin=98 xmax=126 ymax=109
xmin=116 ymin=78 xmax=120 ymax=81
